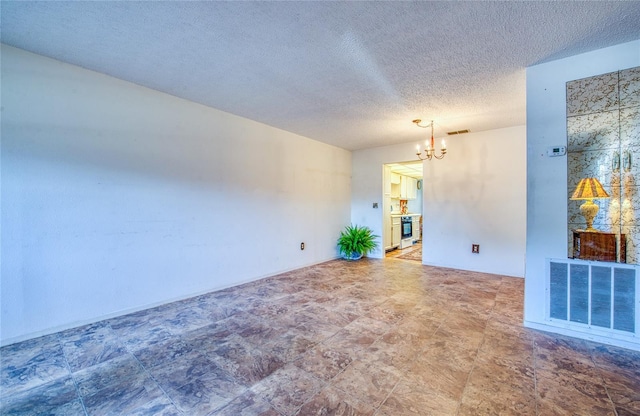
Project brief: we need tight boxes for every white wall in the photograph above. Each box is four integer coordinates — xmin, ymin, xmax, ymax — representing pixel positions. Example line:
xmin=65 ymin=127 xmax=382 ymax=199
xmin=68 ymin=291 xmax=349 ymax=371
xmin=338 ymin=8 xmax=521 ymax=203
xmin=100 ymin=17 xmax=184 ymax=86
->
xmin=352 ymin=147 xmax=413 ymax=258
xmin=0 ymin=46 xmax=352 ymax=345
xmin=525 ymin=40 xmax=640 ymax=327
xmin=352 ymin=125 xmax=527 ymax=277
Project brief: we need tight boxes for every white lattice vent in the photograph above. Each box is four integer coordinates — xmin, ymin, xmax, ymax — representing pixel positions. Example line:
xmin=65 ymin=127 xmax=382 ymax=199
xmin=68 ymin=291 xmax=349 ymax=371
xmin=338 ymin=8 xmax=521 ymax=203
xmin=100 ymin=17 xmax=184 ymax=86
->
xmin=547 ymin=259 xmax=638 ymax=336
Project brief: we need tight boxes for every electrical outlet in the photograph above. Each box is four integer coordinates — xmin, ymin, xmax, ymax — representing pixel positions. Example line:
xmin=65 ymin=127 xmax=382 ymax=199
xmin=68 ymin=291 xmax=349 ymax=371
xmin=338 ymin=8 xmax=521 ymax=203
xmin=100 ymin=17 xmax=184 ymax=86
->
xmin=472 ymin=244 xmax=480 ymax=254
xmin=300 ymin=242 xmax=305 ymax=250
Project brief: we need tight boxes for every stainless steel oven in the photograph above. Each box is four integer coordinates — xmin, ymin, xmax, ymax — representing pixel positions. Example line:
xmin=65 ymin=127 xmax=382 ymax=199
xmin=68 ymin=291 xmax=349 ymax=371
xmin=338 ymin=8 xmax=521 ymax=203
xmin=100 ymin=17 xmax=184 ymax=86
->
xmin=401 ymin=216 xmax=412 ymax=239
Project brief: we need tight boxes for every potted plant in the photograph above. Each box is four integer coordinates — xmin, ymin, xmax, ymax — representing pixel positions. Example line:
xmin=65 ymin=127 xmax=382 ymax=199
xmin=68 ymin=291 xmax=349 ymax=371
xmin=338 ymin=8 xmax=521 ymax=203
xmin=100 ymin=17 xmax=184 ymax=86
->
xmin=337 ymin=224 xmax=379 ymax=260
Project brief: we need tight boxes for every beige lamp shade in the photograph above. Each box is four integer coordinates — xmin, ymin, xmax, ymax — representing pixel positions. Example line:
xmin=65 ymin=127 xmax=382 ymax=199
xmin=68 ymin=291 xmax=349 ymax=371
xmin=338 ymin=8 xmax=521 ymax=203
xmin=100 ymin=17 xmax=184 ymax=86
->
xmin=570 ymin=178 xmax=610 ymax=232
xmin=570 ymin=177 xmax=610 ymax=200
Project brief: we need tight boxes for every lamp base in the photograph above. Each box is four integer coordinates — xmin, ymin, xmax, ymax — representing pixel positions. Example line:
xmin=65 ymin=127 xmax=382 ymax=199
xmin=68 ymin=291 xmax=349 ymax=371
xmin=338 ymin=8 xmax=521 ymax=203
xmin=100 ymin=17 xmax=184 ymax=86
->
xmin=580 ymin=199 xmax=599 ymax=232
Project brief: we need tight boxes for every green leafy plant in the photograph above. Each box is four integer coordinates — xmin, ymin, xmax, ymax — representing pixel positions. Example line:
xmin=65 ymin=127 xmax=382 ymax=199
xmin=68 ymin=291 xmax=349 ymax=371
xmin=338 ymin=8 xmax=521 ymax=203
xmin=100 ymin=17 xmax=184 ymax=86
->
xmin=337 ymin=224 xmax=379 ymax=260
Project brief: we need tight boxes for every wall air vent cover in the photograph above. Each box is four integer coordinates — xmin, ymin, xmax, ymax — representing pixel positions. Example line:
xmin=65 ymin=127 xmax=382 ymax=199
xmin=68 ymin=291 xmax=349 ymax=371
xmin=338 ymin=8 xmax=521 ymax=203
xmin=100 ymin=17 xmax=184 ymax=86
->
xmin=447 ymin=129 xmax=470 ymax=135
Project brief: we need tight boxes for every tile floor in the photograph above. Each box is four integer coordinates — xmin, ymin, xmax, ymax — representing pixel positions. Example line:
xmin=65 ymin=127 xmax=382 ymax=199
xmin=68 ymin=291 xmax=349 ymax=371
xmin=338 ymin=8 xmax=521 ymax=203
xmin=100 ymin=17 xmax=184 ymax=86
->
xmin=2 ymin=258 xmax=639 ymax=415
xmin=386 ymin=242 xmax=421 ymax=261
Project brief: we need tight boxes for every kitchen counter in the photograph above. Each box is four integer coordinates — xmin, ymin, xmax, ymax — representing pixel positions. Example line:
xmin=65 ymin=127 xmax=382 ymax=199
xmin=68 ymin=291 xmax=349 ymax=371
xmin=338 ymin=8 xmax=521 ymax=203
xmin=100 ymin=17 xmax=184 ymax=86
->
xmin=391 ymin=213 xmax=421 ymax=217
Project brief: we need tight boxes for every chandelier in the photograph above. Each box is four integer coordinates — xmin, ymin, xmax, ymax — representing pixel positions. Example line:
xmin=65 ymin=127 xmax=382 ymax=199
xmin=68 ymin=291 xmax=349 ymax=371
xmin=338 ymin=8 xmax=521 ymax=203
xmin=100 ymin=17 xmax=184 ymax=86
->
xmin=413 ymin=119 xmax=446 ymax=160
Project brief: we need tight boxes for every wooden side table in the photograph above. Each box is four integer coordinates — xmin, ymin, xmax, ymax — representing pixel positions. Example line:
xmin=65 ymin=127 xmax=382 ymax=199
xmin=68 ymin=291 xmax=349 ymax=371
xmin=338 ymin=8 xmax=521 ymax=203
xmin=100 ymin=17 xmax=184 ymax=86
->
xmin=572 ymin=230 xmax=626 ymax=263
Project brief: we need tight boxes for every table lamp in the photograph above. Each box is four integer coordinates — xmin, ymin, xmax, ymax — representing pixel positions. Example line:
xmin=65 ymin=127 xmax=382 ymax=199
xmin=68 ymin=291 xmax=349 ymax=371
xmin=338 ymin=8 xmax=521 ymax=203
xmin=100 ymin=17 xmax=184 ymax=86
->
xmin=570 ymin=177 xmax=610 ymax=232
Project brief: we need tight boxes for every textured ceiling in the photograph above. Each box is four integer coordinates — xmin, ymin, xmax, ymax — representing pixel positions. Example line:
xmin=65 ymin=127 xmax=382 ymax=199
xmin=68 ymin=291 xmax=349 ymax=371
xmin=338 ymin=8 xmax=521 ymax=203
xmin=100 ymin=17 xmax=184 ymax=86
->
xmin=2 ymin=1 xmax=640 ymax=150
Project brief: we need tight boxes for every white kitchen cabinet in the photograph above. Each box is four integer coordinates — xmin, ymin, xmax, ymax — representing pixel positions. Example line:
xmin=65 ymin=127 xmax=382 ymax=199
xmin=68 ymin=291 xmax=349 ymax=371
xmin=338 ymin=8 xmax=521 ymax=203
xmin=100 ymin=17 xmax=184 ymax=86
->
xmin=391 ymin=216 xmax=401 ymax=247
xmin=412 ymin=215 xmax=421 ymax=241
xmin=390 ymin=173 xmax=401 ymax=198
xmin=390 ymin=184 xmax=400 ymax=198
xmin=399 ymin=176 xmax=418 ymax=200
xmin=407 ymin=177 xmax=417 ymax=200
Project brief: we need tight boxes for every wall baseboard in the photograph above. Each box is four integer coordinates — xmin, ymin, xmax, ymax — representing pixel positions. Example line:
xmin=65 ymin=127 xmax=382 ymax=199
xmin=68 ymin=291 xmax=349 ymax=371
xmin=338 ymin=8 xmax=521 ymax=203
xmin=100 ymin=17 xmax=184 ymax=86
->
xmin=1 ymin=256 xmax=339 ymax=347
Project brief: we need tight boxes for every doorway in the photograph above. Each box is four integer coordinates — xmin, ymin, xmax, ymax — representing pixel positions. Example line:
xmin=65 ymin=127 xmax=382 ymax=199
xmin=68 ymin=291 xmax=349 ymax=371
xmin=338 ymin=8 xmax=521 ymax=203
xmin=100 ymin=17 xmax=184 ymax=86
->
xmin=382 ymin=162 xmax=423 ymax=261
